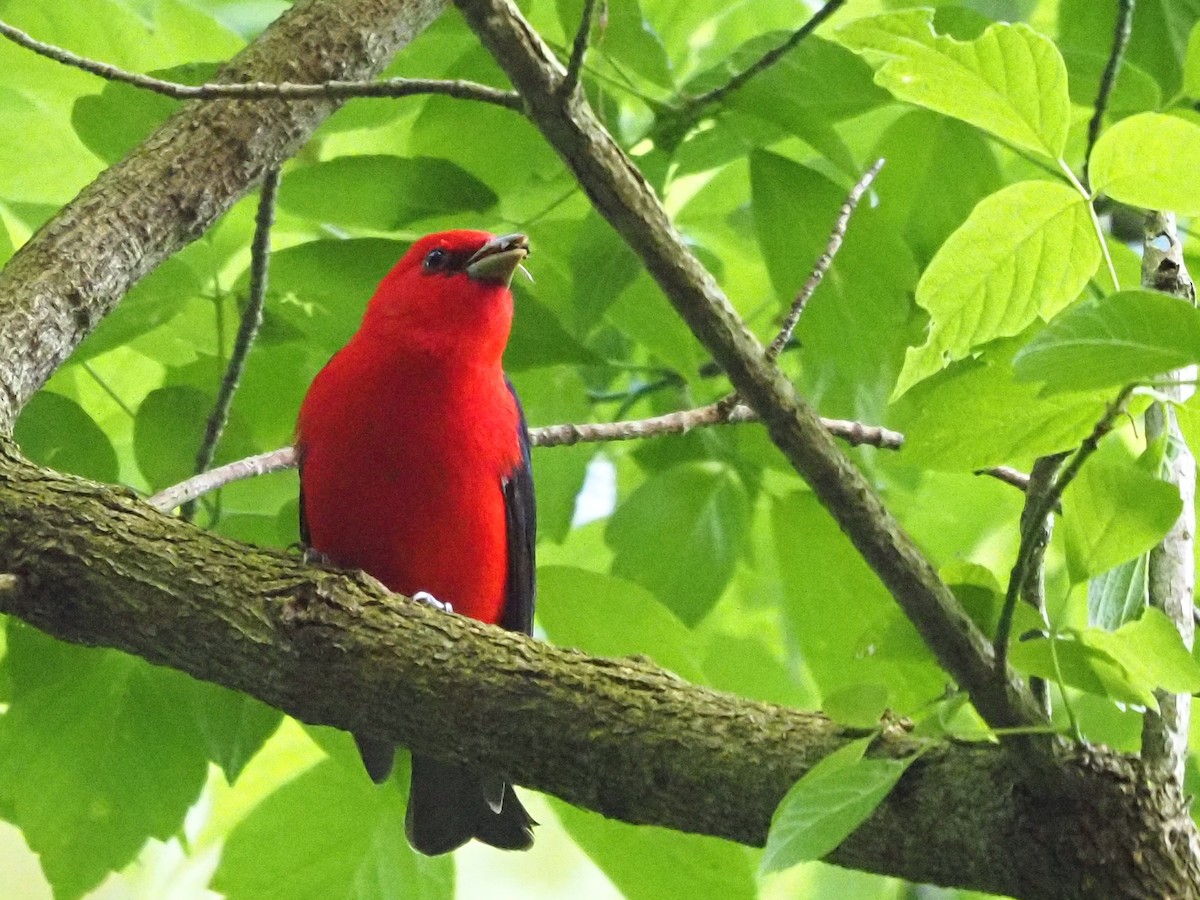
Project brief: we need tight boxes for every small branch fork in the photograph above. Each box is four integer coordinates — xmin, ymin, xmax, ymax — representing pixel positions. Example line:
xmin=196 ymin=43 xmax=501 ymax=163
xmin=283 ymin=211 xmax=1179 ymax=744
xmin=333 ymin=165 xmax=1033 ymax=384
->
xmin=993 ymin=386 xmax=1137 ymax=675
xmin=0 ymin=18 xmax=521 ymax=109
xmin=559 ymin=0 xmax=598 ymax=100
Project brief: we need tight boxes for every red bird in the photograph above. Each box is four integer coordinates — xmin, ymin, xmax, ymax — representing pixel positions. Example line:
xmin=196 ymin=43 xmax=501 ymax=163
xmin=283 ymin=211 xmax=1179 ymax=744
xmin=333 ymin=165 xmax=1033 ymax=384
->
xmin=296 ymin=230 xmax=536 ymax=855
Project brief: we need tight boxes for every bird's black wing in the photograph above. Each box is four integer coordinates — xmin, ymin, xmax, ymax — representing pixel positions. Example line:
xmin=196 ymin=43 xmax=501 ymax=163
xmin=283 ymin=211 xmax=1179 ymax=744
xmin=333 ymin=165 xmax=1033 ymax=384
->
xmin=500 ymin=376 xmax=536 ymax=636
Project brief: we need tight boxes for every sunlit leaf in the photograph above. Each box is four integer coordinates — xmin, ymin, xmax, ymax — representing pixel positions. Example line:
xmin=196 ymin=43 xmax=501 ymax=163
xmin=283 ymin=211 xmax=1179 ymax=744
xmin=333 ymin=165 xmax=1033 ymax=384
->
xmin=838 ymin=11 xmax=1070 ymax=157
xmin=1090 ymin=113 xmax=1200 ymax=214
xmin=894 ymin=181 xmax=1099 ymax=396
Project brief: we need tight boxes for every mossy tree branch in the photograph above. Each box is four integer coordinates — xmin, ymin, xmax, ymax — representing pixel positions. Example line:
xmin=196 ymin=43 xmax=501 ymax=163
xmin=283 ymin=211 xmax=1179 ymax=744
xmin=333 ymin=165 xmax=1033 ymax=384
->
xmin=0 ymin=443 xmax=1197 ymax=899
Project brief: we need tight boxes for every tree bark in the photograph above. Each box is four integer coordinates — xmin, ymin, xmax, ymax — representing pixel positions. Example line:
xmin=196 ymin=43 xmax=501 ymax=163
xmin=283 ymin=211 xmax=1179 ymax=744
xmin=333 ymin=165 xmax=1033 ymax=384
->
xmin=0 ymin=443 xmax=1196 ymax=898
xmin=0 ymin=0 xmax=445 ymax=432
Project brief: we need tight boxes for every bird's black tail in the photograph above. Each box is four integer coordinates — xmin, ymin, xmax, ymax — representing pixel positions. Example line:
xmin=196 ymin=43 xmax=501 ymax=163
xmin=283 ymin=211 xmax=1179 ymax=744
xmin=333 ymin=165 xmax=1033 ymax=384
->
xmin=405 ymin=754 xmax=536 ymax=855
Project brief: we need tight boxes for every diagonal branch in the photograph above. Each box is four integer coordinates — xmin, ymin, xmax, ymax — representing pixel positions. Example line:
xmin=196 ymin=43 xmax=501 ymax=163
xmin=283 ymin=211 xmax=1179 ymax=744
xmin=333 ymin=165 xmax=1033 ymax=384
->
xmin=0 ymin=442 xmax=1197 ymax=898
xmin=453 ymin=0 xmax=1043 ymax=731
xmin=0 ymin=17 xmax=519 ymax=108
xmin=682 ymin=0 xmax=846 ymax=115
xmin=558 ymin=0 xmax=598 ymax=100
xmin=0 ymin=0 xmax=450 ymax=433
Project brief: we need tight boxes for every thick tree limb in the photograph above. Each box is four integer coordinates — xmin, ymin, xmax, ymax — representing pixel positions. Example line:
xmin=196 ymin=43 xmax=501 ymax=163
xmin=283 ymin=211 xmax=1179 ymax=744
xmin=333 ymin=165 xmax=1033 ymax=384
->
xmin=0 ymin=0 xmax=447 ymax=432
xmin=0 ymin=444 xmax=1197 ymax=899
xmin=452 ymin=0 xmax=1043 ymax=730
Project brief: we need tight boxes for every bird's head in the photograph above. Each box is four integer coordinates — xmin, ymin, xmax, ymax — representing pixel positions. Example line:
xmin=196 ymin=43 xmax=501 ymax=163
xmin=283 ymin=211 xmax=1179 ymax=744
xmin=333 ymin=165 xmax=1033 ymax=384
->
xmin=360 ymin=230 xmax=530 ymax=363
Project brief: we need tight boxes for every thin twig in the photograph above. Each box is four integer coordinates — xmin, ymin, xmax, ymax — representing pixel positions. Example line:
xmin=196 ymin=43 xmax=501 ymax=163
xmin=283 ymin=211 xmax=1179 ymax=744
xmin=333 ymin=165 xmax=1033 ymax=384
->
xmin=559 ymin=0 xmax=598 ymax=99
xmin=766 ymin=158 xmax=884 ymax=362
xmin=994 ymin=386 xmax=1137 ymax=674
xmin=184 ymin=168 xmax=280 ymax=521
xmin=0 ymin=18 xmax=521 ymax=109
xmin=976 ymin=466 xmax=1031 ymax=494
xmin=148 ymin=406 xmax=905 ymax=512
xmin=1082 ymin=0 xmax=1136 ymax=191
xmin=683 ymin=0 xmax=846 ymax=114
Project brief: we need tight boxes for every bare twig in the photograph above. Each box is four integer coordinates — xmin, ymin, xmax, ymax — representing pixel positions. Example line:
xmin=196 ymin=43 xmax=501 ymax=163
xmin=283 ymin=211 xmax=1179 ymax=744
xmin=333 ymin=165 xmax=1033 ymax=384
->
xmin=148 ymin=406 xmax=905 ymax=512
xmin=765 ymin=158 xmax=884 ymax=362
xmin=976 ymin=466 xmax=1031 ymax=494
xmin=185 ymin=168 xmax=280 ymax=521
xmin=1140 ymin=210 xmax=1196 ymax=783
xmin=683 ymin=0 xmax=846 ymax=114
xmin=559 ymin=0 xmax=598 ymax=99
xmin=0 ymin=18 xmax=521 ymax=109
xmin=994 ymin=387 xmax=1137 ymax=674
xmin=1082 ymin=0 xmax=1135 ymax=190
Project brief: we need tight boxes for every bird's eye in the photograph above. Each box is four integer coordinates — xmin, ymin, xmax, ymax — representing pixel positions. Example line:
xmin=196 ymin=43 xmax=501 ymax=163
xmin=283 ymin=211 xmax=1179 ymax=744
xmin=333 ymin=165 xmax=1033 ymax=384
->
xmin=423 ymin=248 xmax=449 ymax=273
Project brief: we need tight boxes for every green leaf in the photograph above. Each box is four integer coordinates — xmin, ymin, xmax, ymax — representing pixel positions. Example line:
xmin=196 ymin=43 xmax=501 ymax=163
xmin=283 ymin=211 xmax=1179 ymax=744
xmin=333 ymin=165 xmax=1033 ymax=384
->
xmin=894 ymin=180 xmax=1100 ymax=397
xmin=71 ymin=65 xmax=216 ymax=165
xmin=891 ymin=335 xmax=1111 ymax=472
xmin=869 ymin=110 xmax=1003 ymax=267
xmin=1062 ymin=49 xmax=1161 ymax=114
xmin=1186 ymin=20 xmax=1200 ymax=97
xmin=0 ymin=626 xmax=209 ymax=900
xmin=606 ymin=462 xmax=750 ymax=626
xmin=1008 ymin=633 xmax=1157 ymax=707
xmin=536 ymin=566 xmax=707 ymax=683
xmin=1088 ymin=555 xmax=1149 ymax=631
xmin=265 ymin=238 xmax=410 ymax=350
xmin=822 ymin=684 xmax=891 ymax=729
xmin=191 ymin=683 xmax=283 ymax=783
xmin=0 ymin=87 xmax=101 ymax=204
xmin=1089 ymin=113 xmax=1200 ymax=214
xmin=14 ymin=391 xmax=119 ymax=483
xmin=552 ymin=800 xmax=757 ymax=900
xmin=73 ymin=257 xmax=203 ymax=360
xmin=1062 ymin=458 xmax=1182 ymax=583
xmin=761 ymin=737 xmax=917 ymax=873
xmin=837 ymin=11 xmax=1070 ymax=157
xmin=213 ymin=757 xmax=453 ymax=900
xmin=1071 ymin=290 xmax=1200 ymax=386
xmin=1087 ymin=608 xmax=1200 ymax=696
xmin=278 ymin=156 xmax=498 ymax=230
xmin=1013 ymin=289 xmax=1200 ymax=392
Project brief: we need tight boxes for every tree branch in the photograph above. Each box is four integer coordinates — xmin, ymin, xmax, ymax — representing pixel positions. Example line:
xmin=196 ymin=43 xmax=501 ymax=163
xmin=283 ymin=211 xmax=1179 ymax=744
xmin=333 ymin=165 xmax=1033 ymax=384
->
xmin=994 ymin=387 xmax=1136 ymax=673
xmin=1082 ymin=0 xmax=1135 ymax=191
xmin=452 ymin=0 xmax=1043 ymax=731
xmin=146 ymin=405 xmax=906 ymax=512
xmin=766 ymin=158 xmax=883 ymax=362
xmin=186 ymin=167 xmax=280 ymax=521
xmin=0 ymin=0 xmax=450 ymax=432
xmin=1140 ymin=210 xmax=1196 ymax=782
xmin=1 ymin=442 xmax=1197 ymax=899
xmin=558 ymin=0 xmax=597 ymax=100
xmin=681 ymin=0 xmax=846 ymax=115
xmin=0 ymin=16 xmax=519 ymax=109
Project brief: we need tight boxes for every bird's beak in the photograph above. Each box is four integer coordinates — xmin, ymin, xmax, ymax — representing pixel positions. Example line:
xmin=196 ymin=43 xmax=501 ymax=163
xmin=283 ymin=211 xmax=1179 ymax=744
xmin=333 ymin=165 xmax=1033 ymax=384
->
xmin=466 ymin=233 xmax=530 ymax=286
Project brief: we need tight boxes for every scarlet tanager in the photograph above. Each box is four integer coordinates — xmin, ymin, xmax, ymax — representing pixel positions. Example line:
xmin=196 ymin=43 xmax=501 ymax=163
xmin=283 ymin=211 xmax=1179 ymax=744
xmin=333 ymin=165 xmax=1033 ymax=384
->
xmin=296 ymin=230 xmax=536 ymax=855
